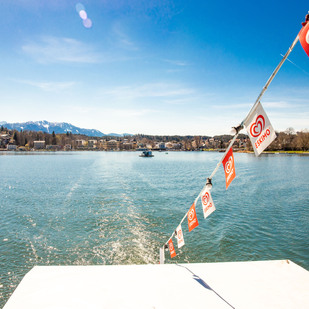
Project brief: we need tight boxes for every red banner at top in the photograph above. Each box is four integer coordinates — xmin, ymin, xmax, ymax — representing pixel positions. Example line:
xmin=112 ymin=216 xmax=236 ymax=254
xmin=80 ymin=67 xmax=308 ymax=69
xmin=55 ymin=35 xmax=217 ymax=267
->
xmin=299 ymin=22 xmax=309 ymax=57
xmin=187 ymin=203 xmax=199 ymax=232
xmin=222 ymin=147 xmax=236 ymax=189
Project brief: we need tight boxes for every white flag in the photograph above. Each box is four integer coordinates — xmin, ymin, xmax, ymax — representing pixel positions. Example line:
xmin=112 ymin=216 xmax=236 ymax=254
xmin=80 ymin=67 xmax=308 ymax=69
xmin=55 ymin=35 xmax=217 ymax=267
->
xmin=200 ymin=187 xmax=216 ymax=218
xmin=244 ymin=102 xmax=276 ymax=156
xmin=176 ymin=225 xmax=185 ymax=248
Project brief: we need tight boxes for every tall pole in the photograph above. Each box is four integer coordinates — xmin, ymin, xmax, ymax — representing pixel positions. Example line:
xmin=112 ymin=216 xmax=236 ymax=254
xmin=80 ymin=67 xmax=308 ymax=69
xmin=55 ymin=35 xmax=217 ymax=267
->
xmin=160 ymin=28 xmax=302 ymax=263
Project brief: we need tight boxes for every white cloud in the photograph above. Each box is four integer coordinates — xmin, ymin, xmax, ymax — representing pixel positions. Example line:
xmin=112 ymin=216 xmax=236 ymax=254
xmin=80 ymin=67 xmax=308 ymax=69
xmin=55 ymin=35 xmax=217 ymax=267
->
xmin=112 ymin=22 xmax=138 ymax=51
xmin=212 ymin=103 xmax=251 ymax=110
xmin=103 ymin=108 xmax=158 ymax=118
xmin=99 ymin=82 xmax=196 ymax=103
xmin=163 ymin=97 xmax=199 ymax=105
xmin=272 ymin=115 xmax=309 ymax=132
xmin=164 ymin=59 xmax=189 ymax=66
xmin=262 ymin=101 xmax=292 ymax=109
xmin=22 ymin=36 xmax=101 ymax=64
xmin=212 ymin=100 xmax=298 ymax=112
xmin=13 ymin=79 xmax=76 ymax=91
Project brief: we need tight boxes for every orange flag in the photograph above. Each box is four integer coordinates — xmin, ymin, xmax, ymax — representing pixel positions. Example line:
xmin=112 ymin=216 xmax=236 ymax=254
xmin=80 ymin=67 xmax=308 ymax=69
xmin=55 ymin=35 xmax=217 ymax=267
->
xmin=168 ymin=239 xmax=176 ymax=258
xmin=187 ymin=203 xmax=199 ymax=232
xmin=222 ymin=147 xmax=236 ymax=189
xmin=299 ymin=22 xmax=309 ymax=57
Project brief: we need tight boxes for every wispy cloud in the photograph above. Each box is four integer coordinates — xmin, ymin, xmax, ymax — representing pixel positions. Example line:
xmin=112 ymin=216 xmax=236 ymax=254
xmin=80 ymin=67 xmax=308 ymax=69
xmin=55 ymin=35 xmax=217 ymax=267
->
xmin=163 ymin=97 xmax=199 ymax=105
xmin=99 ymin=82 xmax=195 ymax=103
xmin=262 ymin=101 xmax=292 ymax=109
xmin=22 ymin=36 xmax=101 ymax=64
xmin=212 ymin=103 xmax=251 ymax=110
xmin=13 ymin=79 xmax=76 ymax=91
xmin=112 ymin=22 xmax=138 ymax=51
xmin=212 ymin=101 xmax=294 ymax=111
xmin=166 ymin=69 xmax=183 ymax=74
xmin=164 ymin=59 xmax=190 ymax=73
xmin=164 ymin=59 xmax=189 ymax=66
xmin=104 ymin=108 xmax=158 ymax=118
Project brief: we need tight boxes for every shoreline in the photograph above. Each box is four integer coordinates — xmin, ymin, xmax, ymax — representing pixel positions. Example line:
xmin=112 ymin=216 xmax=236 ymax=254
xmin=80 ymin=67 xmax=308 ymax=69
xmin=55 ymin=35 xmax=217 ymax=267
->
xmin=0 ymin=149 xmax=308 ymax=155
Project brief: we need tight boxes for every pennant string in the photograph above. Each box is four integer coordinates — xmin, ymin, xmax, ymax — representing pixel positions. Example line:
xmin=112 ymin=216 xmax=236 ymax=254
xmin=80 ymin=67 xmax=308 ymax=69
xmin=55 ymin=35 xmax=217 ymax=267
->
xmin=161 ymin=27 xmax=302 ymax=259
xmin=163 ymin=130 xmax=240 ymax=248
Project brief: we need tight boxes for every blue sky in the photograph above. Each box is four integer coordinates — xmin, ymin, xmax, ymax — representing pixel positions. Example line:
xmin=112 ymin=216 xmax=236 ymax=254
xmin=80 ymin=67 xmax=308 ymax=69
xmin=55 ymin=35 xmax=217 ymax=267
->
xmin=1 ymin=0 xmax=308 ymax=135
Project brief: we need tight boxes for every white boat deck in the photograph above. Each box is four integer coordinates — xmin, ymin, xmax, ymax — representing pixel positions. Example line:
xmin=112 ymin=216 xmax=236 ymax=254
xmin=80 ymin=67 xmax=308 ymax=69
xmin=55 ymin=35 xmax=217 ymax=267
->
xmin=3 ymin=260 xmax=309 ymax=309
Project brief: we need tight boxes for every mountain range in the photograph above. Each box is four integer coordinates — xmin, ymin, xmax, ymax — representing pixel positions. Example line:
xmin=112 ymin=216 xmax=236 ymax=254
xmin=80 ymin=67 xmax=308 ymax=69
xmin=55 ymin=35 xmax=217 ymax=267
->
xmin=0 ymin=121 xmax=131 ymax=137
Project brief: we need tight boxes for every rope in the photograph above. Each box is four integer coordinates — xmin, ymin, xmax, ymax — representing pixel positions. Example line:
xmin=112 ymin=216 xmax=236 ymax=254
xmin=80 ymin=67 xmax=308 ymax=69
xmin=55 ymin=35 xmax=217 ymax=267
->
xmin=161 ymin=31 xmax=301 ymax=258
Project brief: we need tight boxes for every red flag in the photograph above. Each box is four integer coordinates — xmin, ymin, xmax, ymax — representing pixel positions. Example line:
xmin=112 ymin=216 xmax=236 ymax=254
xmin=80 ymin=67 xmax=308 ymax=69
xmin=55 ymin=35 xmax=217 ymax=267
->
xmin=222 ymin=147 xmax=236 ymax=189
xmin=168 ymin=239 xmax=176 ymax=258
xmin=187 ymin=203 xmax=199 ymax=232
xmin=299 ymin=22 xmax=309 ymax=57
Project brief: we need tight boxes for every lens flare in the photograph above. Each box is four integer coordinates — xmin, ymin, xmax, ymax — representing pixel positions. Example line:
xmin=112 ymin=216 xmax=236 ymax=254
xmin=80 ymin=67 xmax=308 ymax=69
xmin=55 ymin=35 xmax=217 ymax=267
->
xmin=83 ymin=18 xmax=93 ymax=29
xmin=75 ymin=3 xmax=85 ymax=13
xmin=76 ymin=3 xmax=92 ymax=28
xmin=79 ymin=10 xmax=87 ymax=20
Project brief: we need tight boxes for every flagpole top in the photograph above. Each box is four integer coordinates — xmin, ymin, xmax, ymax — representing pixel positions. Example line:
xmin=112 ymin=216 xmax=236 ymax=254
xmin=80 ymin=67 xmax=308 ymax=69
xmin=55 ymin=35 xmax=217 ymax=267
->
xmin=301 ymin=12 xmax=309 ymax=27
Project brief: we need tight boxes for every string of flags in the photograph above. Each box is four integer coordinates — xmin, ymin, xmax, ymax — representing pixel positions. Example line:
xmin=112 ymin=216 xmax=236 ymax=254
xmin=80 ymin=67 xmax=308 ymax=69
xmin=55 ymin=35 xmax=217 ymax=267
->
xmin=160 ymin=14 xmax=309 ymax=263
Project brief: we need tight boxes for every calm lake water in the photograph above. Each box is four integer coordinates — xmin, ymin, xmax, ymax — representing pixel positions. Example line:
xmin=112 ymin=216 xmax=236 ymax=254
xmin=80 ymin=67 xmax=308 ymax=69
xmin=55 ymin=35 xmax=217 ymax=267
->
xmin=0 ymin=151 xmax=309 ymax=307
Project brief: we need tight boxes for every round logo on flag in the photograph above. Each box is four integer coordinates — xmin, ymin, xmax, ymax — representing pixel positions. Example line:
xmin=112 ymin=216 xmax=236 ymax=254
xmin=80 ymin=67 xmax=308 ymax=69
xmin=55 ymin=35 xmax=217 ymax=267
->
xmin=169 ymin=242 xmax=173 ymax=251
xmin=188 ymin=208 xmax=195 ymax=221
xmin=177 ymin=229 xmax=183 ymax=240
xmin=202 ymin=192 xmax=210 ymax=206
xmin=225 ymin=156 xmax=233 ymax=174
xmin=306 ymin=28 xmax=309 ymax=44
xmin=250 ymin=114 xmax=265 ymax=137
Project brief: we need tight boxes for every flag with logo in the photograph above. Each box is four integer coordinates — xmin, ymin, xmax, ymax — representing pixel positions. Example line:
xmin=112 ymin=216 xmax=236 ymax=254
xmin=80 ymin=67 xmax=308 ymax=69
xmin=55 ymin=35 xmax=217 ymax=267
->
xmin=168 ymin=239 xmax=176 ymax=258
xmin=200 ymin=187 xmax=216 ymax=218
xmin=175 ymin=224 xmax=185 ymax=248
xmin=244 ymin=101 xmax=276 ymax=156
xmin=222 ymin=147 xmax=236 ymax=189
xmin=187 ymin=202 xmax=199 ymax=232
xmin=299 ymin=22 xmax=309 ymax=57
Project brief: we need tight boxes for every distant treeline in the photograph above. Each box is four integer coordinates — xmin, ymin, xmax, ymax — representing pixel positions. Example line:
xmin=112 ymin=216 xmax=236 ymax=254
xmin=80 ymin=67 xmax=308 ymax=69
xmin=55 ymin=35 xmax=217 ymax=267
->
xmin=0 ymin=125 xmax=308 ymax=151
xmin=267 ymin=128 xmax=309 ymax=151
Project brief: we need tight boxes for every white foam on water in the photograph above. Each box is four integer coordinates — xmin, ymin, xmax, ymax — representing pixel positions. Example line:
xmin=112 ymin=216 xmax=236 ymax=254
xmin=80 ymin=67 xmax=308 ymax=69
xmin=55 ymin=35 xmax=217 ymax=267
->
xmin=29 ymin=240 xmax=39 ymax=262
xmin=66 ymin=181 xmax=80 ymax=199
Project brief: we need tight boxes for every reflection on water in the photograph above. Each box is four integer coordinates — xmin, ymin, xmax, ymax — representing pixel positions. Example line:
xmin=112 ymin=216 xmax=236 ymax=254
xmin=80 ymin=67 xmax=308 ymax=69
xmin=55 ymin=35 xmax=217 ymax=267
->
xmin=0 ymin=151 xmax=308 ymax=306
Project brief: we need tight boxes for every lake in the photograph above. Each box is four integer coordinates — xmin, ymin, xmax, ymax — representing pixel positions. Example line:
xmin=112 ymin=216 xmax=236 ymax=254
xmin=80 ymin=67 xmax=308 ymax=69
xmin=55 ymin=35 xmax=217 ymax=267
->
xmin=0 ymin=151 xmax=308 ymax=307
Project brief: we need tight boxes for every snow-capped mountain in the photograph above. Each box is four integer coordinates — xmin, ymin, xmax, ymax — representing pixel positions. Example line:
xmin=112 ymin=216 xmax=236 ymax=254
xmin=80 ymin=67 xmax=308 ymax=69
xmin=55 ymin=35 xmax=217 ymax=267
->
xmin=1 ymin=121 xmax=106 ymax=137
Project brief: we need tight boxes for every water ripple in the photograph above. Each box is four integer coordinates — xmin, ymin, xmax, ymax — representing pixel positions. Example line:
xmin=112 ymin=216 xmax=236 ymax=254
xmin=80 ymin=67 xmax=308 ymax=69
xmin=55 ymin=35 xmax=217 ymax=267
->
xmin=0 ymin=152 xmax=308 ymax=307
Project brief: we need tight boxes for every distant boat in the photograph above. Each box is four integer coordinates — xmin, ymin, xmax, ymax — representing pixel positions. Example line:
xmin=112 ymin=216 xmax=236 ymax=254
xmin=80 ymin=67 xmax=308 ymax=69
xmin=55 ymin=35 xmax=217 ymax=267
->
xmin=139 ymin=150 xmax=154 ymax=157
